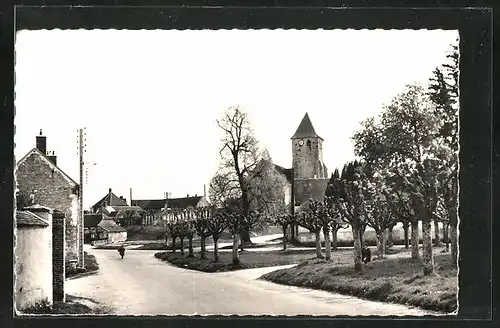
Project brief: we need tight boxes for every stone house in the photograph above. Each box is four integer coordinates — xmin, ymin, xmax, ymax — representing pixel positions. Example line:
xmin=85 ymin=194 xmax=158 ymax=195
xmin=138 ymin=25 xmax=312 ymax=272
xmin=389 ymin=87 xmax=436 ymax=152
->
xmin=85 ymin=212 xmax=129 ymax=244
xmin=132 ymin=194 xmax=211 ymax=224
xmin=15 ymin=130 xmax=81 ymax=266
xmin=97 ymin=218 xmax=128 ymax=244
xmin=14 ymin=205 xmax=66 ymax=312
xmin=85 ymin=213 xmax=127 ymax=245
xmin=91 ymin=188 xmax=128 ymax=213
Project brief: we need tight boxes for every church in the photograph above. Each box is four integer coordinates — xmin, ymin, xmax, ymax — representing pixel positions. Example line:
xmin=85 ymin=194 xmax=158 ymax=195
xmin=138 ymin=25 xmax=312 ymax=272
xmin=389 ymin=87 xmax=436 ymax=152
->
xmin=273 ymin=113 xmax=330 ymax=211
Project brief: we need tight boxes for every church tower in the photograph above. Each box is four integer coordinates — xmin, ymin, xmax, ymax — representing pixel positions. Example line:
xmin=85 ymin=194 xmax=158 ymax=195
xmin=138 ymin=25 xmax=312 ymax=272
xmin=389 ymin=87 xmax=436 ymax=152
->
xmin=291 ymin=113 xmax=328 ymax=179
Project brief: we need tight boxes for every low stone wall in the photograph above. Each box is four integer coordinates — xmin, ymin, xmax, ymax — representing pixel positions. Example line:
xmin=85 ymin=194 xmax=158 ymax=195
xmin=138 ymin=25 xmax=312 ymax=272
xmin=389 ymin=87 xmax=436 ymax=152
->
xmin=297 ymin=222 xmax=446 ymax=246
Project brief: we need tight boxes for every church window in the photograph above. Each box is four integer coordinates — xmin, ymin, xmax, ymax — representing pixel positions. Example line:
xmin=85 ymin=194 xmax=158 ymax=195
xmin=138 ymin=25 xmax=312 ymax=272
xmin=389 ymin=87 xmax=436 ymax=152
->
xmin=306 ymin=140 xmax=311 ymax=149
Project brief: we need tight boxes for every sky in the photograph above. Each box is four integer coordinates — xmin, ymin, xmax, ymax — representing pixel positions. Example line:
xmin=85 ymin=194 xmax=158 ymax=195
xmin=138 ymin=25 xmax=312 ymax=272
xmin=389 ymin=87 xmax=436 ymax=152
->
xmin=14 ymin=29 xmax=458 ymax=209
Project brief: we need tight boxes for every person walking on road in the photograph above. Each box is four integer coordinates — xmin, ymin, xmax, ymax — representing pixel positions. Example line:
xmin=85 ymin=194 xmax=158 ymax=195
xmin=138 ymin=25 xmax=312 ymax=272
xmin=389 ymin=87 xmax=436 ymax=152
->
xmin=118 ymin=245 xmax=126 ymax=259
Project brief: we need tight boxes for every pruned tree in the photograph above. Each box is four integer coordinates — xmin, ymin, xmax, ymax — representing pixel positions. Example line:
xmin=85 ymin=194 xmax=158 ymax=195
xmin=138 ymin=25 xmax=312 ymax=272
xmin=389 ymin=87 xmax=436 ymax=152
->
xmin=330 ymin=161 xmax=371 ymax=271
xmin=193 ymin=207 xmax=211 ymax=259
xmin=325 ymin=169 xmax=348 ymax=251
xmin=216 ymin=105 xmax=263 ymax=245
xmin=207 ymin=206 xmax=227 ymax=262
xmin=273 ymin=202 xmax=295 ymax=251
xmin=182 ymin=210 xmax=196 ymax=258
xmin=364 ymin=179 xmax=397 ymax=258
xmin=297 ymin=199 xmax=330 ymax=259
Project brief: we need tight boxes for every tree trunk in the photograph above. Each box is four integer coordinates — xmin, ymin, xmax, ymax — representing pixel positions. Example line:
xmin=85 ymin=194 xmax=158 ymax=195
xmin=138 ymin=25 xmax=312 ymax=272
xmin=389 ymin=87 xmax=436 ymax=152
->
xmin=376 ymin=229 xmax=387 ymax=258
xmin=331 ymin=228 xmax=338 ymax=251
xmin=450 ymin=220 xmax=458 ymax=266
xmin=410 ymin=220 xmax=420 ymax=260
xmin=422 ymin=218 xmax=434 ymax=275
xmin=351 ymin=224 xmax=363 ymax=272
xmin=232 ymin=233 xmax=240 ymax=265
xmin=187 ymin=236 xmax=194 ymax=257
xmin=200 ymin=236 xmax=206 ymax=259
xmin=172 ymin=236 xmax=177 ymax=253
xmin=386 ymin=226 xmax=394 ymax=248
xmin=282 ymin=225 xmax=287 ymax=251
xmin=239 ymin=229 xmax=252 ymax=245
xmin=443 ymin=222 xmax=449 ymax=252
xmin=433 ymin=220 xmax=442 ymax=246
xmin=448 ymin=205 xmax=458 ymax=265
xmin=314 ymin=230 xmax=323 ymax=259
xmin=290 ymin=223 xmax=296 ymax=242
xmin=323 ymin=227 xmax=331 ymax=261
xmin=180 ymin=237 xmax=185 ymax=255
xmin=403 ymin=221 xmax=409 ymax=249
xmin=213 ymin=236 xmax=219 ymax=262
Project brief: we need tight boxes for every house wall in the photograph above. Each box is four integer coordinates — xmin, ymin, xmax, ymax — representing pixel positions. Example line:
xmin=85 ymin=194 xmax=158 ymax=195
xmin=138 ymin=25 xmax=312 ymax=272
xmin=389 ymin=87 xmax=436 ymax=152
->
xmin=16 ymin=152 xmax=80 ymax=263
xmin=14 ymin=226 xmax=53 ymax=311
xmin=108 ymin=231 xmax=127 ymax=243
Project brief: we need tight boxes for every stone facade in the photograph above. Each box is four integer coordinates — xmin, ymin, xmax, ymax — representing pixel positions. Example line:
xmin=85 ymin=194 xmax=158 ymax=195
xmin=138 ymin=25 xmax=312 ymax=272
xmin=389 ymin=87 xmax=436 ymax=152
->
xmin=16 ymin=147 xmax=80 ymax=264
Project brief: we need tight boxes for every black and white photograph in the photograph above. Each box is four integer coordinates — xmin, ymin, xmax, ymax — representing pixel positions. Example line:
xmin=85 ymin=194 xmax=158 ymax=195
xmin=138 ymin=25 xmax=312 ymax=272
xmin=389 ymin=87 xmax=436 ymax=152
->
xmin=13 ymin=26 xmax=461 ymax=317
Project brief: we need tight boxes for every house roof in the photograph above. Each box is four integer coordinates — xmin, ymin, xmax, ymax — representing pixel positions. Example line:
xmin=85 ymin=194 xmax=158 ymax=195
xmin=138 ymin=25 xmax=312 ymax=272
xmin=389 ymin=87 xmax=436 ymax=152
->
xmin=16 ymin=148 xmax=79 ymax=187
xmin=291 ymin=113 xmax=323 ymax=140
xmin=92 ymin=192 xmax=128 ymax=209
xmin=132 ymin=196 xmax=203 ymax=210
xmin=16 ymin=210 xmax=49 ymax=227
xmin=294 ymin=178 xmax=329 ymax=205
xmin=84 ymin=213 xmax=103 ymax=228
xmin=98 ymin=219 xmax=127 ymax=233
xmin=274 ymin=164 xmax=293 ymax=184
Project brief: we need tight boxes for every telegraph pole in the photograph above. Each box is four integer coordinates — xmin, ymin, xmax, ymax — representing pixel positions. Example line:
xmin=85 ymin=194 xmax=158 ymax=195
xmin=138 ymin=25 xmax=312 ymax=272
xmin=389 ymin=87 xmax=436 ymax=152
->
xmin=77 ymin=128 xmax=86 ymax=269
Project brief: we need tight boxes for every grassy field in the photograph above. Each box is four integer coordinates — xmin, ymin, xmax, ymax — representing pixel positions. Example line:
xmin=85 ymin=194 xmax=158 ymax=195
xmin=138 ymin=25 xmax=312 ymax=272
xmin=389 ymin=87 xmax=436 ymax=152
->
xmin=154 ymin=248 xmax=320 ymax=272
xmin=260 ymin=248 xmax=457 ymax=313
xmin=66 ymin=252 xmax=99 ymax=278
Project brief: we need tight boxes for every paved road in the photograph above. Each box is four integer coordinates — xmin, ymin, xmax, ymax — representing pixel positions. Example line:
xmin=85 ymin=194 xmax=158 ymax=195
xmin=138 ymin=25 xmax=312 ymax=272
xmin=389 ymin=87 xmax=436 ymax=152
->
xmin=66 ymin=246 xmax=438 ymax=316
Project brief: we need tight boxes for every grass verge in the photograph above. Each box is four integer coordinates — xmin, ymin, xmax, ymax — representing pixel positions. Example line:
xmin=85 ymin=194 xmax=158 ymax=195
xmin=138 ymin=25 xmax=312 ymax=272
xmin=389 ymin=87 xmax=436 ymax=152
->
xmin=19 ymin=295 xmax=112 ymax=315
xmin=66 ymin=252 xmax=99 ymax=279
xmin=154 ymin=248 xmax=321 ymax=272
xmin=260 ymin=250 xmax=457 ymax=313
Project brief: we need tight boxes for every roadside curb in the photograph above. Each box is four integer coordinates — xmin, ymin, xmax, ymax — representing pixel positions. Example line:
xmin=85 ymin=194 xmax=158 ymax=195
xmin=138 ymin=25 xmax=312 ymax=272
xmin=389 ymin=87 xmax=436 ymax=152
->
xmin=66 ymin=269 xmax=99 ymax=281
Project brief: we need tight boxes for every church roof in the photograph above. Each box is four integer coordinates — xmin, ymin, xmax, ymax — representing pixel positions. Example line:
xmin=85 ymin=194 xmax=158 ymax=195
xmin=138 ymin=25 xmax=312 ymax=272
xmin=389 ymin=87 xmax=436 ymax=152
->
xmin=291 ymin=113 xmax=322 ymax=140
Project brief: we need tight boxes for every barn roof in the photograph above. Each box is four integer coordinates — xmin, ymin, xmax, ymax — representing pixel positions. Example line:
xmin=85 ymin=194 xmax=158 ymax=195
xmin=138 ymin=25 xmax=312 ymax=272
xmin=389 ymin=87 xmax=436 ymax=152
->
xmin=92 ymin=192 xmax=128 ymax=209
xmin=132 ymin=196 xmax=203 ymax=210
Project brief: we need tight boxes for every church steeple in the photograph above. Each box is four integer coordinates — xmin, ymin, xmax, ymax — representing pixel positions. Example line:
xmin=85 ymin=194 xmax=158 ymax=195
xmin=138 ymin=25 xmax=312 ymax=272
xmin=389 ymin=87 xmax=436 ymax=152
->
xmin=291 ymin=113 xmax=322 ymax=140
xmin=291 ymin=113 xmax=327 ymax=180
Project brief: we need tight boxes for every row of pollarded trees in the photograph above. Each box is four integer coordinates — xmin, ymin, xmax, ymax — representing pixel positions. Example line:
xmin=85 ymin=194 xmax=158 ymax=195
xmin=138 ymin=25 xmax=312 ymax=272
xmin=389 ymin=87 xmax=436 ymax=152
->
xmin=348 ymin=41 xmax=459 ymax=275
xmin=273 ymin=40 xmax=459 ymax=276
xmin=164 ymin=204 xmax=271 ymax=264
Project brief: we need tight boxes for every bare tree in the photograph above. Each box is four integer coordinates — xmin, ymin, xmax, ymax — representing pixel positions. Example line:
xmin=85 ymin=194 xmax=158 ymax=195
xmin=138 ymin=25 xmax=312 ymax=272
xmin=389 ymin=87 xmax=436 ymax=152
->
xmin=216 ymin=105 xmax=262 ymax=245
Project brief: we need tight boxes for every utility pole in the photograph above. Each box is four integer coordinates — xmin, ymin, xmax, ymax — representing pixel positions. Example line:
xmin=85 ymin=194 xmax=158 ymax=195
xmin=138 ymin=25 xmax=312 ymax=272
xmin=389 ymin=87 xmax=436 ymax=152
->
xmin=77 ymin=128 xmax=86 ymax=269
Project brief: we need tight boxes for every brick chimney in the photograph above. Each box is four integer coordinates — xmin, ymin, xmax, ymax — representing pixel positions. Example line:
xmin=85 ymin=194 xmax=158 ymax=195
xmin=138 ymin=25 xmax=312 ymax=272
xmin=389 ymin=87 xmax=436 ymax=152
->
xmin=108 ymin=188 xmax=112 ymax=206
xmin=36 ymin=129 xmax=47 ymax=155
xmin=47 ymin=150 xmax=57 ymax=166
